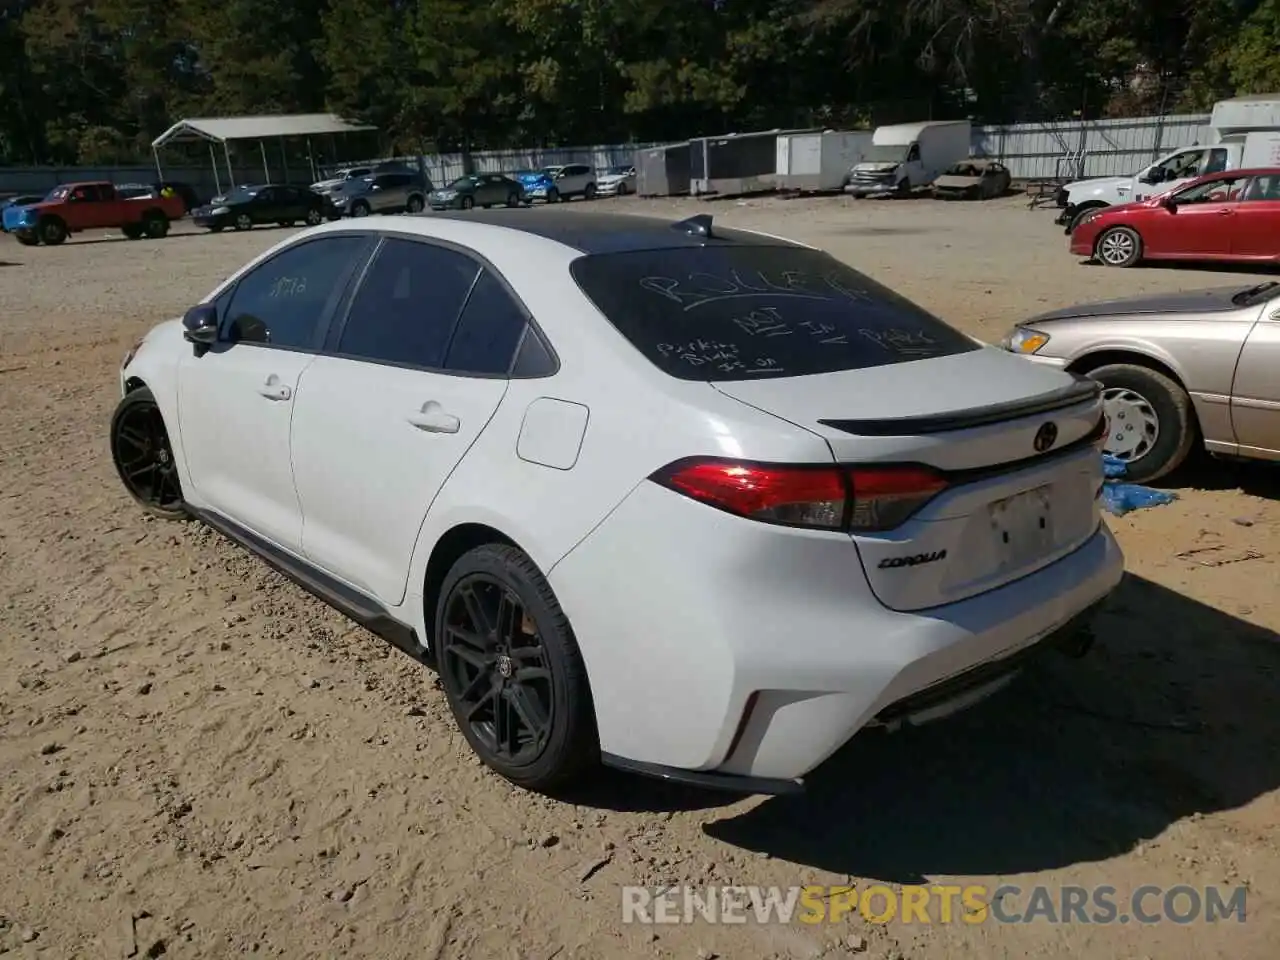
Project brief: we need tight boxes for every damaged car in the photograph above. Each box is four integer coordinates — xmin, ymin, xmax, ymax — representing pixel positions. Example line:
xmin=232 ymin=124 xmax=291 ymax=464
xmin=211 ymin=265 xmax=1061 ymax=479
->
xmin=932 ymin=159 xmax=1012 ymax=200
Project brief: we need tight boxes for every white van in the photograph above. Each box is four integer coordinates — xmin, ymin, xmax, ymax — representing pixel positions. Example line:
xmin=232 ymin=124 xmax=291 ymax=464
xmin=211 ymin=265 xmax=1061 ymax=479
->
xmin=844 ymin=120 xmax=971 ymax=196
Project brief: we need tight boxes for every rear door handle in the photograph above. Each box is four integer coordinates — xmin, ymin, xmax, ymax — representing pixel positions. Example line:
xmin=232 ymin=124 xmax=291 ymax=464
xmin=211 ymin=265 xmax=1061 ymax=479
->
xmin=257 ymin=376 xmax=291 ymax=401
xmin=407 ymin=401 xmax=460 ymax=434
xmin=1218 ymin=207 xmax=1234 ymax=215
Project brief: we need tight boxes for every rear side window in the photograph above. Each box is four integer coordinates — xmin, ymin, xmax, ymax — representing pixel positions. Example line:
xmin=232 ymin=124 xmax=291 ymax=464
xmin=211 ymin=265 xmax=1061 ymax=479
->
xmin=337 ymin=238 xmax=479 ymax=368
xmin=444 ymin=269 xmax=529 ymax=375
xmin=569 ymin=245 xmax=978 ymax=381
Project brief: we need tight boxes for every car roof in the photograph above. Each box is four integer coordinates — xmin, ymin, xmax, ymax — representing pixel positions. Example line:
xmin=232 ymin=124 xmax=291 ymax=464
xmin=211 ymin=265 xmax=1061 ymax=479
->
xmin=385 ymin=209 xmax=808 ymax=255
xmin=1189 ymin=167 xmax=1280 ymax=183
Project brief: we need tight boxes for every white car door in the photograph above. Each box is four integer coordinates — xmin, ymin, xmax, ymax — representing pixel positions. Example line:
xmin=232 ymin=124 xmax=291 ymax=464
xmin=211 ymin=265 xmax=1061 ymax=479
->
xmin=176 ymin=233 xmax=374 ymax=552
xmin=290 ymin=236 xmax=530 ymax=605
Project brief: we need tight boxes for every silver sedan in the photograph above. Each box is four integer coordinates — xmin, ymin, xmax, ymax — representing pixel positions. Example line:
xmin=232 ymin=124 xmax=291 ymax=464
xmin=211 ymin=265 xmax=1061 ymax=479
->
xmin=1000 ymin=281 xmax=1280 ymax=482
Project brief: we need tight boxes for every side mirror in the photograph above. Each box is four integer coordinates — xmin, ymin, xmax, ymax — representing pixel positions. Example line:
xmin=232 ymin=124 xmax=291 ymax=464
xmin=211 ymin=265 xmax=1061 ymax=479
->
xmin=1161 ymin=196 xmax=1178 ymax=212
xmin=182 ymin=304 xmax=219 ymax=346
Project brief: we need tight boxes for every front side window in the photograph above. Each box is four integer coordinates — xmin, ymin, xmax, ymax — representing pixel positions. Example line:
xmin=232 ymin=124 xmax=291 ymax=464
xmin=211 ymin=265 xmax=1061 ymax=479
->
xmin=337 ymin=238 xmax=479 ymax=369
xmin=570 ymin=243 xmax=979 ymax=382
xmin=1175 ymin=176 xmax=1249 ymax=204
xmin=222 ymin=236 xmax=369 ymax=349
xmin=1153 ymin=150 xmax=1204 ymax=181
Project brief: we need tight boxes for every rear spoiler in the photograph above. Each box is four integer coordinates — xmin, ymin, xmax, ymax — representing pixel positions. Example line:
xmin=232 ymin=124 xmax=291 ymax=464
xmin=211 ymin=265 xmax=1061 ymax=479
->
xmin=818 ymin=374 xmax=1101 ymax=436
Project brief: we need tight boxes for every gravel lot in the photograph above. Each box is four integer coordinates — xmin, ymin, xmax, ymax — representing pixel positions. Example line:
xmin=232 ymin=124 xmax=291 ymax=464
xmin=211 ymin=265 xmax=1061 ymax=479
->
xmin=1 ymin=194 xmax=1277 ymax=959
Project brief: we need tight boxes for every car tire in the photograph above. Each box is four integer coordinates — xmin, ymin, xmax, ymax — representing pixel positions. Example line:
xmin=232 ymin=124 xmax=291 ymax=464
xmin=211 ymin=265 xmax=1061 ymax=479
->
xmin=406 ymin=195 xmax=425 ymax=213
xmin=349 ymin=201 xmax=370 ymax=218
xmin=616 ymin=182 xmax=628 ymax=196
xmin=895 ymin=178 xmax=911 ymax=198
xmin=584 ymin=183 xmax=597 ymax=200
xmin=142 ymin=213 xmax=169 ymax=239
xmin=546 ymin=188 xmax=559 ymax=204
xmin=15 ymin=233 xmax=38 ymax=246
xmin=305 ymin=208 xmax=323 ymax=226
xmin=208 ymin=224 xmax=224 ymax=233
xmin=1069 ymin=204 xmax=1105 ymax=232
xmin=38 ymin=217 xmax=67 ymax=245
xmin=506 ymin=192 xmax=520 ymax=207
xmin=435 ymin=544 xmax=598 ymax=793
xmin=233 ymin=213 xmax=253 ymax=231
xmin=461 ymin=196 xmax=474 ymax=210
xmin=1095 ymin=226 xmax=1142 ymax=267
xmin=1088 ymin=363 xmax=1198 ymax=483
xmin=109 ymin=386 xmax=188 ymax=521
xmin=122 ymin=224 xmax=144 ymax=240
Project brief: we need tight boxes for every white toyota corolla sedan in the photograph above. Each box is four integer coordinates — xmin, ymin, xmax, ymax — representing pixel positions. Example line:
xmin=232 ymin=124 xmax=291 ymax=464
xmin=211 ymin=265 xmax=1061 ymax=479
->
xmin=111 ymin=209 xmax=1123 ymax=795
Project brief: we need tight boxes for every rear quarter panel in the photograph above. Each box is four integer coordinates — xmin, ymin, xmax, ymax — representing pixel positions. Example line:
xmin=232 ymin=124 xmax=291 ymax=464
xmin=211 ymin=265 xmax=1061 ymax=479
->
xmin=397 ymin=231 xmax=833 ymax=639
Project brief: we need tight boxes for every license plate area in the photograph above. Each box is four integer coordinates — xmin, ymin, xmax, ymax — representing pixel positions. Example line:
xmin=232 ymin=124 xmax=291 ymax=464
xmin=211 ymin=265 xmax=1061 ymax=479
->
xmin=989 ymin=484 xmax=1054 ymax=571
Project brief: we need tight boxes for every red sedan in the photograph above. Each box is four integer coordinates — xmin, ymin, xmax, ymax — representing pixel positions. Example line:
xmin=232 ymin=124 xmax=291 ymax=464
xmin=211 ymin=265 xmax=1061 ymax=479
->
xmin=1070 ymin=167 xmax=1280 ymax=268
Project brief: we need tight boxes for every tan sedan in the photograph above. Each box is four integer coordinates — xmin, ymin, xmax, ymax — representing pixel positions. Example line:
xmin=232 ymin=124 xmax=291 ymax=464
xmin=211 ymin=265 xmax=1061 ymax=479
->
xmin=999 ymin=280 xmax=1280 ymax=482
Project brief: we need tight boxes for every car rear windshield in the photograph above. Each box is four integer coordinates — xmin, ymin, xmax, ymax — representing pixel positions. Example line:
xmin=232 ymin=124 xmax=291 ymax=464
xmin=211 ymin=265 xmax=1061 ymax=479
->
xmin=569 ymin=244 xmax=979 ymax=381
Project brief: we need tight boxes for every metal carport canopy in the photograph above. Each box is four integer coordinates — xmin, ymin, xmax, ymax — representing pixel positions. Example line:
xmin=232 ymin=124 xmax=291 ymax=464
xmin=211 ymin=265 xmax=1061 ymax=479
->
xmin=150 ymin=113 xmax=378 ymax=192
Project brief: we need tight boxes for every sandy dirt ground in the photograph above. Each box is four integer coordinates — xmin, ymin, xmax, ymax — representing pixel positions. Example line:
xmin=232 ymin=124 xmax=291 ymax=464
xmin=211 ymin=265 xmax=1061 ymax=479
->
xmin=0 ymin=193 xmax=1277 ymax=960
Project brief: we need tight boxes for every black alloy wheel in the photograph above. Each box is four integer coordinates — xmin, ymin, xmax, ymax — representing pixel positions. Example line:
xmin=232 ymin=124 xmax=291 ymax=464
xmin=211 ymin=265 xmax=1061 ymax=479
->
xmin=442 ymin=574 xmax=553 ymax=765
xmin=436 ymin=545 xmax=597 ymax=790
xmin=110 ymin=387 xmax=186 ymax=520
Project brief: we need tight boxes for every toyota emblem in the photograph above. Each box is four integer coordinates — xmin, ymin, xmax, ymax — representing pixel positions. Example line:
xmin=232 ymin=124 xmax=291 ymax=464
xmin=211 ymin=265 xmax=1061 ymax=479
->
xmin=1033 ymin=421 xmax=1059 ymax=453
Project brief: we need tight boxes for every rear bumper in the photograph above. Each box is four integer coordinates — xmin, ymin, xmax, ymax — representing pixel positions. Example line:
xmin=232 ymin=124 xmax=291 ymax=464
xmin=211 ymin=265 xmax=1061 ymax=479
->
xmin=551 ymin=482 xmax=1124 ymax=787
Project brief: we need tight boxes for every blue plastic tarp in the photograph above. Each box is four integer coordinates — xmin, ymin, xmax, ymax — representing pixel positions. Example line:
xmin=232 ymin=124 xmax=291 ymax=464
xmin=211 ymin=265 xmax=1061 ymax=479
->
xmin=1100 ymin=454 xmax=1177 ymax=516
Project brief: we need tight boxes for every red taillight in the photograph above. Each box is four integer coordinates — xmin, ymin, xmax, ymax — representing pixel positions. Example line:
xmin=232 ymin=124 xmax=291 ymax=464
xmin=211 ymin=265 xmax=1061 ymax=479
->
xmin=649 ymin=458 xmax=949 ymax=532
xmin=652 ymin=459 xmax=848 ymax=530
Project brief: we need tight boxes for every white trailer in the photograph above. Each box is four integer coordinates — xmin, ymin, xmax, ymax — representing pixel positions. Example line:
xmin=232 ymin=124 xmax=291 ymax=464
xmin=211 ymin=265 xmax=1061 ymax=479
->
xmin=774 ymin=130 xmax=873 ymax=192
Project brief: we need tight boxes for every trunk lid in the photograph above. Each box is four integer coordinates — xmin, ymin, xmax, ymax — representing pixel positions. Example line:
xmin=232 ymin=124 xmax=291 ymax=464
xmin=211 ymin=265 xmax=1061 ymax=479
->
xmin=713 ymin=348 xmax=1106 ymax=611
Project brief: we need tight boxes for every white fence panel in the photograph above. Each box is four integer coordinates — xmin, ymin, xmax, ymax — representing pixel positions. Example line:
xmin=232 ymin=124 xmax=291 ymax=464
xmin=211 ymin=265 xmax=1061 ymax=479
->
xmin=972 ymin=114 xmax=1212 ymax=180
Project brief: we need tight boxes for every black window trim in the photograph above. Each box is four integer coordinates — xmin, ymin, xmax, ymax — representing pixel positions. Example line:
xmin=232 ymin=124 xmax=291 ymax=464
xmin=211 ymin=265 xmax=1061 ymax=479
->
xmin=320 ymin=231 xmax=561 ymax=380
xmin=211 ymin=231 xmax=379 ymax=356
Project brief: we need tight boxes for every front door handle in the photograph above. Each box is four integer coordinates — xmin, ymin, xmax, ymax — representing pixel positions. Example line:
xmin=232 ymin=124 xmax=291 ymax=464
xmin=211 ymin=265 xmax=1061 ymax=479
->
xmin=407 ymin=401 xmax=460 ymax=434
xmin=257 ymin=376 xmax=291 ymax=401
xmin=1217 ymin=207 xmax=1234 ymax=215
